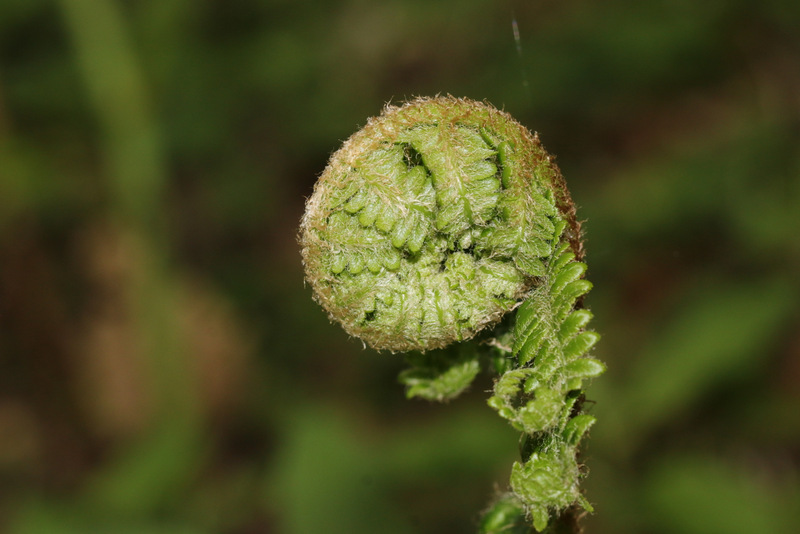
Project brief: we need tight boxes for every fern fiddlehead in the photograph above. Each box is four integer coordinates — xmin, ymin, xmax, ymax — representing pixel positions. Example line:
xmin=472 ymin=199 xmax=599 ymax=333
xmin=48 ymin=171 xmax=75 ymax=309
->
xmin=300 ymin=96 xmax=603 ymax=532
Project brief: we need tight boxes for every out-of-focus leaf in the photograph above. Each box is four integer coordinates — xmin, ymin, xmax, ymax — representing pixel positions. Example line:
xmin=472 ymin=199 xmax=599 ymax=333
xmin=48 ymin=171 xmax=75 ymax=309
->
xmin=82 ymin=422 xmax=206 ymax=516
xmin=9 ymin=499 xmax=207 ymax=534
xmin=644 ymin=454 xmax=795 ymax=534
xmin=621 ymin=276 xmax=798 ymax=438
xmin=267 ymin=407 xmax=413 ymax=534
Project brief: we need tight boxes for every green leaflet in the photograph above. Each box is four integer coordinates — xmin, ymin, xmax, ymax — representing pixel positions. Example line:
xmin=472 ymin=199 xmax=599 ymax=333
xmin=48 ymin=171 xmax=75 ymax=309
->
xmin=479 ymin=494 xmax=529 ymax=534
xmin=399 ymin=345 xmax=482 ymax=402
xmin=510 ymin=445 xmax=579 ymax=531
xmin=486 ymin=239 xmax=603 ymax=530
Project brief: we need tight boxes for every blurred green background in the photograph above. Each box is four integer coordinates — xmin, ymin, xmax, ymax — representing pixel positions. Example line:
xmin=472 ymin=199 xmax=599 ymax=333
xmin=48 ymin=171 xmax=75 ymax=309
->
xmin=1 ymin=0 xmax=799 ymax=532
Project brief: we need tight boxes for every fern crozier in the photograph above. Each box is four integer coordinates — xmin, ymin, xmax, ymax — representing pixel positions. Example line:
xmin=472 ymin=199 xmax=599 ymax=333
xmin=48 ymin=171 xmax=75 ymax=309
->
xmin=301 ymin=96 xmax=603 ymax=533
xmin=300 ymin=96 xmax=579 ymax=352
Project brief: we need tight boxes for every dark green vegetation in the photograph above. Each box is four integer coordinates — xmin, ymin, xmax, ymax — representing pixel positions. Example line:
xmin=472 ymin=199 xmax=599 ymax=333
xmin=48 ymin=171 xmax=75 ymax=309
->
xmin=1 ymin=1 xmax=799 ymax=533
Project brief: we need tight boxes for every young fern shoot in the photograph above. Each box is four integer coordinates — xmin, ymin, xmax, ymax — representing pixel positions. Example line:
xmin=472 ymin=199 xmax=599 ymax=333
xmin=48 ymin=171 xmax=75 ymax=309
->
xmin=300 ymin=96 xmax=603 ymax=533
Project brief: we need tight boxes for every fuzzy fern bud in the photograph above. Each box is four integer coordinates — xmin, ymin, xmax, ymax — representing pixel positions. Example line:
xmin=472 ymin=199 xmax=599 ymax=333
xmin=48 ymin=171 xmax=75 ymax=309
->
xmin=300 ymin=96 xmax=579 ymax=352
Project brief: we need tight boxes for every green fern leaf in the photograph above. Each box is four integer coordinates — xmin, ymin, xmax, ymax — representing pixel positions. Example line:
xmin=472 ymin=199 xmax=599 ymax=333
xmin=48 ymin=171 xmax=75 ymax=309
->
xmin=558 ymin=309 xmax=593 ymax=342
xmin=563 ymin=331 xmax=601 ymax=362
xmin=562 ymin=357 xmax=606 ymax=381
xmin=399 ymin=346 xmax=481 ymax=401
xmin=562 ymin=413 xmax=597 ymax=447
xmin=486 ymin=233 xmax=603 ymax=528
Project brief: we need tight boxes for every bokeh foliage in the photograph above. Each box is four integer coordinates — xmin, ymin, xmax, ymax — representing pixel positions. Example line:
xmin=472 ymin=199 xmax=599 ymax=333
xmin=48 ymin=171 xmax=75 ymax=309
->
xmin=1 ymin=0 xmax=799 ymax=533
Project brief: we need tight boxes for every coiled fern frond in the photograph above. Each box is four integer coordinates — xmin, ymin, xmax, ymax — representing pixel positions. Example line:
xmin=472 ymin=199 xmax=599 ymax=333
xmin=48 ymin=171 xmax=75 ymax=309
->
xmin=300 ymin=96 xmax=603 ymax=533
